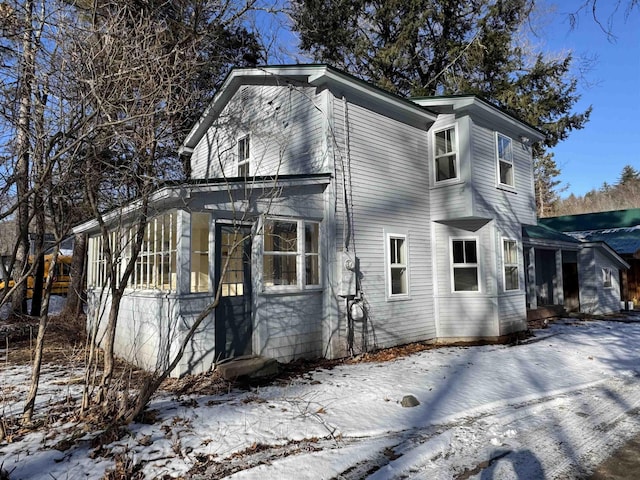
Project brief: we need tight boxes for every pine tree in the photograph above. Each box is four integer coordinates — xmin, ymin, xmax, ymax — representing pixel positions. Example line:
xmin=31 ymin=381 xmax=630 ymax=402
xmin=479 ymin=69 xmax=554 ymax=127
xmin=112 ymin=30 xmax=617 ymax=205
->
xmin=619 ymin=164 xmax=640 ymax=185
xmin=291 ymin=0 xmax=591 ymax=214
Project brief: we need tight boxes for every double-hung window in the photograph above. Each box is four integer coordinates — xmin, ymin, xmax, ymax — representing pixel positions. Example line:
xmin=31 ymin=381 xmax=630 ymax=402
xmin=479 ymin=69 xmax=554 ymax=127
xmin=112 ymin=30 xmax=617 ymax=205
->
xmin=434 ymin=126 xmax=458 ymax=183
xmin=387 ymin=233 xmax=409 ymax=297
xmin=503 ymin=239 xmax=519 ymax=291
xmin=452 ymin=239 xmax=479 ymax=292
xmin=496 ymin=133 xmax=514 ymax=187
xmin=237 ymin=135 xmax=250 ymax=177
xmin=603 ymin=267 xmax=612 ymax=288
xmin=434 ymin=126 xmax=458 ymax=182
xmin=263 ymin=218 xmax=320 ymax=289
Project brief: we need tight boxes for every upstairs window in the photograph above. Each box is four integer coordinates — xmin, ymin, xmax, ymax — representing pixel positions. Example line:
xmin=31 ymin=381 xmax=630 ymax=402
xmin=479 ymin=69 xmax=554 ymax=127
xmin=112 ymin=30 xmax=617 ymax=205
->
xmin=496 ymin=133 xmax=514 ymax=187
xmin=452 ymin=239 xmax=479 ymax=292
xmin=434 ymin=126 xmax=458 ymax=182
xmin=263 ymin=219 xmax=320 ymax=290
xmin=503 ymin=239 xmax=519 ymax=291
xmin=237 ymin=135 xmax=250 ymax=177
xmin=387 ymin=233 xmax=409 ymax=297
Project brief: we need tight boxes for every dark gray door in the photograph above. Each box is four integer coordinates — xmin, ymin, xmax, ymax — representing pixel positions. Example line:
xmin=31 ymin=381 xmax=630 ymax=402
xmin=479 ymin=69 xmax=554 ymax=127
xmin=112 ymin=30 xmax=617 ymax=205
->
xmin=215 ymin=225 xmax=252 ymax=360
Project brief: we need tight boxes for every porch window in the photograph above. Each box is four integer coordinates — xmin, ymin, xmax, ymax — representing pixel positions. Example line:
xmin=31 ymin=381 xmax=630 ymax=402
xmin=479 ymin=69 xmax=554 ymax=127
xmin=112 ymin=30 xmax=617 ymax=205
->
xmin=434 ymin=126 xmax=458 ymax=182
xmin=603 ymin=267 xmax=612 ymax=288
xmin=87 ymin=211 xmax=177 ymax=291
xmin=190 ymin=212 xmax=210 ymax=293
xmin=503 ymin=239 xmax=519 ymax=291
xmin=263 ymin=218 xmax=320 ymax=289
xmin=452 ymin=239 xmax=479 ymax=292
xmin=496 ymin=133 xmax=514 ymax=187
xmin=387 ymin=233 xmax=408 ymax=297
xmin=237 ymin=135 xmax=250 ymax=177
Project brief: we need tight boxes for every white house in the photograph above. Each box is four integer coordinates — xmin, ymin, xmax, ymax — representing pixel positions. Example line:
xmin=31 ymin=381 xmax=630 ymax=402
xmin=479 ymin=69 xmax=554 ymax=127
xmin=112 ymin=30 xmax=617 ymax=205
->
xmin=74 ymin=65 xmax=628 ymax=376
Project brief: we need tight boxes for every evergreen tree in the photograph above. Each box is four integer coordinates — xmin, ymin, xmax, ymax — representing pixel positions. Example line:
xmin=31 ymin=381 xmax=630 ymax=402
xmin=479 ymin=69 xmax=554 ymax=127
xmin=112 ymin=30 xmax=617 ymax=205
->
xmin=619 ymin=164 xmax=640 ymax=185
xmin=291 ymin=0 xmax=591 ymax=214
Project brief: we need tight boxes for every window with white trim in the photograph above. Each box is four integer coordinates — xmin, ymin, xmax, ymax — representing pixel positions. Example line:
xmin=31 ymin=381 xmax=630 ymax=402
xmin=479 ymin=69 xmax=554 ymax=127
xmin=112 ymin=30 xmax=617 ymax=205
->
xmin=503 ymin=239 xmax=519 ymax=291
xmin=452 ymin=239 xmax=479 ymax=292
xmin=387 ymin=233 xmax=408 ymax=297
xmin=603 ymin=267 xmax=612 ymax=288
xmin=190 ymin=212 xmax=210 ymax=293
xmin=434 ymin=126 xmax=458 ymax=182
xmin=237 ymin=135 xmax=250 ymax=177
xmin=87 ymin=211 xmax=178 ymax=291
xmin=496 ymin=133 xmax=514 ymax=187
xmin=263 ymin=218 xmax=320 ymax=289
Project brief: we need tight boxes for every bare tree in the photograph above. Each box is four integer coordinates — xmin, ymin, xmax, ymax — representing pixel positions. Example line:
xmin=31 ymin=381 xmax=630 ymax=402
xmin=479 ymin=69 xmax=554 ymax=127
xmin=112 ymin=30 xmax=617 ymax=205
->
xmin=64 ymin=0 xmax=262 ymax=409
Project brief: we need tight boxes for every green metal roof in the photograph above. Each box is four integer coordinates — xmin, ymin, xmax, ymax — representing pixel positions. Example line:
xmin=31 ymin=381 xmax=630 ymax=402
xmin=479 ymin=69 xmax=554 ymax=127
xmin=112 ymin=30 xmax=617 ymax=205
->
xmin=539 ymin=208 xmax=640 ymax=232
xmin=522 ymin=223 xmax=580 ymax=244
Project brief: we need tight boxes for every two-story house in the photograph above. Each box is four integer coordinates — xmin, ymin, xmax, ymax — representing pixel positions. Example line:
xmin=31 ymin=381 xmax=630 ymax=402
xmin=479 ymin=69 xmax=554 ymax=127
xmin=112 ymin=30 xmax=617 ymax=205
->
xmin=73 ymin=65 xmax=623 ymax=377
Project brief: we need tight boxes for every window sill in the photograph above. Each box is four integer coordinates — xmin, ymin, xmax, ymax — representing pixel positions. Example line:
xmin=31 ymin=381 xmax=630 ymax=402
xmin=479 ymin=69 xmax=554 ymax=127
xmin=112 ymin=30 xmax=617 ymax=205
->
xmin=386 ymin=294 xmax=411 ymax=302
xmin=431 ymin=179 xmax=464 ymax=189
xmin=496 ymin=184 xmax=517 ymax=194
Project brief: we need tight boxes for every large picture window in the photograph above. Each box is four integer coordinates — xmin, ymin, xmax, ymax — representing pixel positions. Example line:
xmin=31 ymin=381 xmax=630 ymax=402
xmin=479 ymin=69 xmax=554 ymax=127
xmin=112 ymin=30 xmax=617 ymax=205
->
xmin=263 ymin=218 xmax=320 ymax=289
xmin=434 ymin=126 xmax=458 ymax=182
xmin=452 ymin=239 xmax=479 ymax=292
xmin=503 ymin=239 xmax=519 ymax=291
xmin=387 ymin=233 xmax=408 ymax=297
xmin=496 ymin=133 xmax=514 ymax=187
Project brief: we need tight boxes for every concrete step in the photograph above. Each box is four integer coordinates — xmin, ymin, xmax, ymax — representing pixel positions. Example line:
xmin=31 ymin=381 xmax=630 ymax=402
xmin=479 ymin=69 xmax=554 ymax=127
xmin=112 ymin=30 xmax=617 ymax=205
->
xmin=216 ymin=355 xmax=279 ymax=381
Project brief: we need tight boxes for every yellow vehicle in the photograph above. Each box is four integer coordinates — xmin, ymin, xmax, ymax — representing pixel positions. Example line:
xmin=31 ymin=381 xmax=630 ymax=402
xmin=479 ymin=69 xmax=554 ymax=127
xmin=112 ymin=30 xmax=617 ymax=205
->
xmin=0 ymin=254 xmax=73 ymax=298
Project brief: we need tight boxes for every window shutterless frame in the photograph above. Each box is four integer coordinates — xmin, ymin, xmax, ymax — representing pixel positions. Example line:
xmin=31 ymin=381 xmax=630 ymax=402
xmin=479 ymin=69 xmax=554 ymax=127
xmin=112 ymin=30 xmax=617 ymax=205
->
xmin=450 ymin=237 xmax=480 ymax=292
xmin=237 ymin=135 xmax=250 ymax=177
xmin=262 ymin=218 xmax=321 ymax=291
xmin=502 ymin=238 xmax=520 ymax=291
xmin=383 ymin=230 xmax=410 ymax=300
xmin=433 ymin=124 xmax=459 ymax=184
xmin=496 ymin=132 xmax=515 ymax=188
xmin=602 ymin=267 xmax=613 ymax=288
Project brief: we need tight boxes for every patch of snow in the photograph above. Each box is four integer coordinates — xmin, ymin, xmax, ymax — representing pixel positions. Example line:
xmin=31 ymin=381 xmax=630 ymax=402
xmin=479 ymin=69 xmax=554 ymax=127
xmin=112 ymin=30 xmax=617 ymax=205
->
xmin=2 ymin=315 xmax=640 ymax=479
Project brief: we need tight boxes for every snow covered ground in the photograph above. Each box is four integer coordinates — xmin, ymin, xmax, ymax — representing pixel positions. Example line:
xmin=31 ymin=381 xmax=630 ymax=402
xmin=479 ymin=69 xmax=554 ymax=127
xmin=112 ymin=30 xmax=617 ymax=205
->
xmin=2 ymin=314 xmax=640 ymax=479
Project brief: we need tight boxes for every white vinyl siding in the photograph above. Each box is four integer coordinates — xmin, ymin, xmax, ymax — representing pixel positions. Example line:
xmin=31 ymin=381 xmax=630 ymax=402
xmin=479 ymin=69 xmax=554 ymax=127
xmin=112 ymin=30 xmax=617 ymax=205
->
xmin=331 ymin=97 xmax=435 ymax=351
xmin=469 ymin=118 xmax=536 ymax=225
xmin=189 ymin=85 xmax=328 ymax=180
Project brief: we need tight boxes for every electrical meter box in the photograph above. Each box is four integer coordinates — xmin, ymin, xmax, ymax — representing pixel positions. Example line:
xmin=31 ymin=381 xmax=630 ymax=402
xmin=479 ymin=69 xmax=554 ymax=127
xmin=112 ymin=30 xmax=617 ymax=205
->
xmin=339 ymin=251 xmax=357 ymax=297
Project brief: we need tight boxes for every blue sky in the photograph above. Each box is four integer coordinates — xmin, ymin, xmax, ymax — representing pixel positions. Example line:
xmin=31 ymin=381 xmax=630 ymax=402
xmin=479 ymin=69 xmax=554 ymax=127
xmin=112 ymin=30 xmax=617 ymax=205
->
xmin=544 ymin=1 xmax=640 ymax=197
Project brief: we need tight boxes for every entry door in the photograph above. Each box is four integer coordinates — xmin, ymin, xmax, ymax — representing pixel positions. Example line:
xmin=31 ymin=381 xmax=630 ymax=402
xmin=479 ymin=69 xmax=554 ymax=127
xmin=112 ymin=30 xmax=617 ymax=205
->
xmin=215 ymin=225 xmax=252 ymax=360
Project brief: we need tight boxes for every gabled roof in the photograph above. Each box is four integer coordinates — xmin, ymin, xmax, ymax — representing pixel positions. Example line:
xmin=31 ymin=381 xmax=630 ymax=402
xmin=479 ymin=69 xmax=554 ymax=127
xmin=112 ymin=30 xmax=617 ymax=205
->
xmin=539 ymin=208 xmax=640 ymax=232
xmin=411 ymin=95 xmax=546 ymax=143
xmin=179 ymin=64 xmax=439 ymax=155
